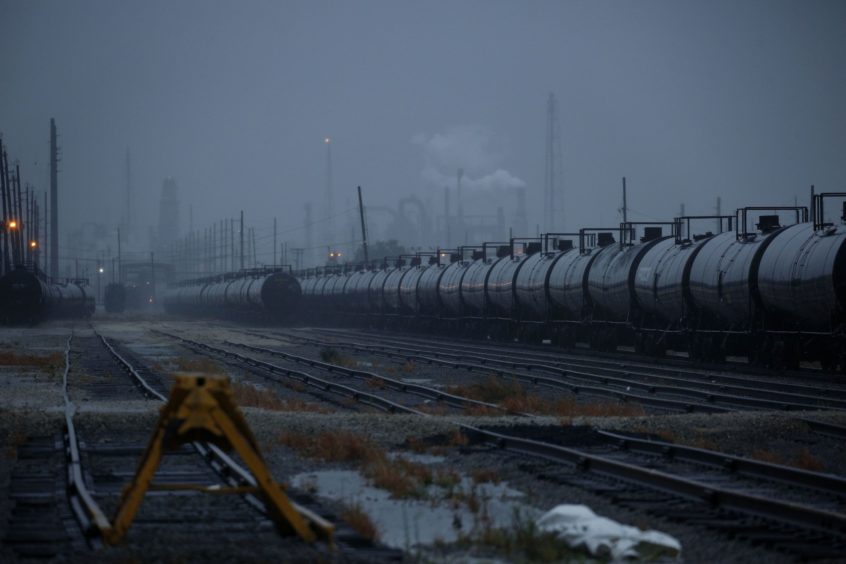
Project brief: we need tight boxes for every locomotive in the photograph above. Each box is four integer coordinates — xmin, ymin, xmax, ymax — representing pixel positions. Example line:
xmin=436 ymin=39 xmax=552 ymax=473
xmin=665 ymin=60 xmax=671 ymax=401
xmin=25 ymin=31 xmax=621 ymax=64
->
xmin=0 ymin=267 xmax=95 ymax=324
xmin=297 ymin=193 xmax=846 ymax=371
xmin=162 ymin=267 xmax=302 ymax=321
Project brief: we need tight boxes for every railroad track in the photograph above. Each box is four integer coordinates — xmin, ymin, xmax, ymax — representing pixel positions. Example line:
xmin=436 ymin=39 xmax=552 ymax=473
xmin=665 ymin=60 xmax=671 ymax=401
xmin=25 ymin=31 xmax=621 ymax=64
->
xmin=155 ymin=326 xmax=846 ymax=557
xmin=283 ymin=327 xmax=846 ymax=414
xmin=3 ymin=327 xmax=394 ymax=561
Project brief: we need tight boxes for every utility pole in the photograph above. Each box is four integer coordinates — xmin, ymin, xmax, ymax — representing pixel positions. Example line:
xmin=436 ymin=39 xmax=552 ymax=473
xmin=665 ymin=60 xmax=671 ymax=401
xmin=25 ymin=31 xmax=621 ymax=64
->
xmin=50 ymin=118 xmax=59 ymax=277
xmin=622 ymin=177 xmax=628 ymax=224
xmin=357 ymin=185 xmax=369 ymax=264
xmin=305 ymin=203 xmax=313 ymax=268
xmin=239 ymin=210 xmax=244 ymax=270
xmin=273 ymin=217 xmax=277 ymax=265
xmin=716 ymin=196 xmax=722 ymax=232
xmin=117 ymin=228 xmax=122 ymax=283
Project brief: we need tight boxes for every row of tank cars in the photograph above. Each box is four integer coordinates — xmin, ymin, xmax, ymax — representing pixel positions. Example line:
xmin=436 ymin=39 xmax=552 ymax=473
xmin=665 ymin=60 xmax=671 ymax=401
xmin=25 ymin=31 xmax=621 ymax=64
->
xmin=296 ymin=195 xmax=846 ymax=372
xmin=0 ymin=266 xmax=95 ymax=324
xmin=162 ymin=267 xmax=303 ymax=321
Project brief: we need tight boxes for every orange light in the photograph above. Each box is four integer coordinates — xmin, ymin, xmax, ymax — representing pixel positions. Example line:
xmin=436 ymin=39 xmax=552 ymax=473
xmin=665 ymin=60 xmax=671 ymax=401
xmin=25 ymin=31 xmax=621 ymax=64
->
xmin=29 ymin=240 xmax=37 ymax=249
xmin=8 ymin=220 xmax=17 ymax=229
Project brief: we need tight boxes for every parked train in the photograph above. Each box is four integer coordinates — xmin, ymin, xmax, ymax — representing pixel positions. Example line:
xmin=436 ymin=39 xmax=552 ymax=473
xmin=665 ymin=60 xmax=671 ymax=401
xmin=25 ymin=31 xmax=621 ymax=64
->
xmin=162 ymin=268 xmax=302 ymax=321
xmin=0 ymin=267 xmax=95 ymax=324
xmin=297 ymin=194 xmax=846 ymax=372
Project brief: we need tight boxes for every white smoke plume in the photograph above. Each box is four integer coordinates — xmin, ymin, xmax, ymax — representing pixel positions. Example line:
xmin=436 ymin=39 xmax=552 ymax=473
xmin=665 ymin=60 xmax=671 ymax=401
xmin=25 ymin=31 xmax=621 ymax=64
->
xmin=412 ymin=125 xmax=526 ymax=191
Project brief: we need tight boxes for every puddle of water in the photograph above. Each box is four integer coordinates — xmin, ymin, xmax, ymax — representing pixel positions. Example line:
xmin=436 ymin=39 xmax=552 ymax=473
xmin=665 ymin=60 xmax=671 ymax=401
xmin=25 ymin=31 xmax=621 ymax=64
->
xmin=291 ymin=469 xmax=538 ymax=550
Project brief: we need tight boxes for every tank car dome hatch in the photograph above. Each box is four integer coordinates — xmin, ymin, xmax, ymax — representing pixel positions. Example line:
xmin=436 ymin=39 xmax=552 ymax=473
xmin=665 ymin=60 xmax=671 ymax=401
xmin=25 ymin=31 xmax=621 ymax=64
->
xmin=597 ymin=232 xmax=616 ymax=247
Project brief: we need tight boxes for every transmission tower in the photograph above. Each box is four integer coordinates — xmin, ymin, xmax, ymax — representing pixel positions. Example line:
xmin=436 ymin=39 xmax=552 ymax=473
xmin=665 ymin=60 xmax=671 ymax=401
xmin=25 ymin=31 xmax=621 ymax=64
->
xmin=543 ymin=92 xmax=564 ymax=232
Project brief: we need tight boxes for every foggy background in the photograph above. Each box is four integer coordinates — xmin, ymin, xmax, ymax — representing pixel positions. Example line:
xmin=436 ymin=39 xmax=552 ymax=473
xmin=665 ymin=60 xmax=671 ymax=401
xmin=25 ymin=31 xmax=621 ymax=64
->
xmin=1 ymin=0 xmax=844 ymax=275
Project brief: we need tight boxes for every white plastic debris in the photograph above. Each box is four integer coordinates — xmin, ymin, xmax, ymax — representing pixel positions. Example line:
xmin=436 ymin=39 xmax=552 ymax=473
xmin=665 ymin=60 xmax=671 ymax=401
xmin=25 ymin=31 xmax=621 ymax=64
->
xmin=536 ymin=504 xmax=682 ymax=561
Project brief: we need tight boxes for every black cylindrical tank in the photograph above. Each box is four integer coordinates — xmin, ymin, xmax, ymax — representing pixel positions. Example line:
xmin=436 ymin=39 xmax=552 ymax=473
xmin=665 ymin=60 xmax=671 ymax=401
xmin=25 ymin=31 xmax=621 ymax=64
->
xmin=486 ymin=254 xmax=530 ymax=318
xmin=757 ymin=223 xmax=846 ymax=328
xmin=438 ymin=261 xmax=470 ymax=317
xmin=633 ymin=236 xmax=713 ymax=324
xmin=587 ymin=237 xmax=670 ymax=321
xmin=460 ymin=258 xmax=496 ymax=316
xmin=688 ymin=228 xmax=786 ymax=325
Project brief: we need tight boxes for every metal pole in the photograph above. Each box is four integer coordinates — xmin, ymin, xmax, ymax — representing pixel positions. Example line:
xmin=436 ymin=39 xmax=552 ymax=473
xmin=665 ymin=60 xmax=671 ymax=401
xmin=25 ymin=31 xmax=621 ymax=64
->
xmin=117 ymin=228 xmax=122 ymax=284
xmin=239 ymin=210 xmax=244 ymax=270
xmin=273 ymin=217 xmax=277 ymax=265
xmin=50 ymin=119 xmax=58 ymax=277
xmin=622 ymin=177 xmax=627 ymax=225
xmin=150 ymin=252 xmax=155 ymax=305
xmin=357 ymin=186 xmax=369 ymax=264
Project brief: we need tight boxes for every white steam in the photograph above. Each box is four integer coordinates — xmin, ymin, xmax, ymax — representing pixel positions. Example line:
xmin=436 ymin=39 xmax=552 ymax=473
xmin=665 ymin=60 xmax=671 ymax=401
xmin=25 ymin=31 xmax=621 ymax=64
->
xmin=412 ymin=125 xmax=526 ymax=191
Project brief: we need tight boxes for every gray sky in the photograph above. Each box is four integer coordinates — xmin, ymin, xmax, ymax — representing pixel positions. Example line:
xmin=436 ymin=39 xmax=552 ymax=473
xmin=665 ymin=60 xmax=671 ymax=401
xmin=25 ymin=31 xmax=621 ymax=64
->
xmin=1 ymin=0 xmax=844 ymax=262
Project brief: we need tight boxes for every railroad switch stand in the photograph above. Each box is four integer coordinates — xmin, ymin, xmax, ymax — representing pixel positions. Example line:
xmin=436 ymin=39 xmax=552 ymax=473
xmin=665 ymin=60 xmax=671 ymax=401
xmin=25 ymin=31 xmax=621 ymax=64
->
xmin=104 ymin=374 xmax=333 ymax=545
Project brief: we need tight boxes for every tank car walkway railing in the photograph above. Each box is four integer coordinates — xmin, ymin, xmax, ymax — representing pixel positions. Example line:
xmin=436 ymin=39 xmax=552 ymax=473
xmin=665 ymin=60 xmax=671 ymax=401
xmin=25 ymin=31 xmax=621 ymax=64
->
xmin=150 ymin=327 xmax=846 ymax=546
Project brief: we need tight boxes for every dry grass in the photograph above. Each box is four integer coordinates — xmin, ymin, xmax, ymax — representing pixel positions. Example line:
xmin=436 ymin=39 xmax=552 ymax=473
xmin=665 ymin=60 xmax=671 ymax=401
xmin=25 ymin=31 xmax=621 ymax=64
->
xmin=0 ymin=351 xmax=63 ymax=368
xmin=365 ymin=377 xmax=386 ymax=389
xmin=417 ymin=402 xmax=450 ymax=416
xmin=449 ymin=376 xmax=645 ymax=417
xmin=279 ymin=430 xmax=435 ymax=499
xmin=751 ymin=449 xmax=786 ymax=465
xmin=455 ymin=508 xmax=584 ymax=562
xmin=319 ymin=347 xmax=358 ymax=368
xmin=463 ymin=404 xmax=502 ymax=416
xmin=401 ymin=360 xmax=416 ymax=374
xmin=471 ymin=468 xmax=500 ymax=485
xmin=230 ymin=381 xmax=330 ymax=413
xmin=174 ymin=357 xmax=223 ymax=374
xmin=447 ymin=429 xmax=469 ymax=447
xmin=795 ymin=447 xmax=825 ymax=472
xmin=340 ymin=503 xmax=379 ymax=542
xmin=4 ymin=427 xmax=28 ymax=459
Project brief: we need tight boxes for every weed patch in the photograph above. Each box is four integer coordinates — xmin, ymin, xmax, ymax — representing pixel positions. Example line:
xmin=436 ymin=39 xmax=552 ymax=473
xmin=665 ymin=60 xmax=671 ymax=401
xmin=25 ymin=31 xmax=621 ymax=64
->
xmin=341 ymin=503 xmax=379 ymax=542
xmin=0 ymin=351 xmax=63 ymax=369
xmin=230 ymin=382 xmax=329 ymax=412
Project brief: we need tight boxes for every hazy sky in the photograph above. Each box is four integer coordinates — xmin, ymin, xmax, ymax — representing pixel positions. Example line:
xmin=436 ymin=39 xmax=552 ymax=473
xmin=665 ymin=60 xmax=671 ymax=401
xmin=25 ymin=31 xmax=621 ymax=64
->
xmin=1 ymin=0 xmax=844 ymax=261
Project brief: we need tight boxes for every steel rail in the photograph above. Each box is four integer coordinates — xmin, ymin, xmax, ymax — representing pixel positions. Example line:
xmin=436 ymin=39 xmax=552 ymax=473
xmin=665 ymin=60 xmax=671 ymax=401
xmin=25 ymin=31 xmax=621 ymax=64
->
xmin=288 ymin=330 xmax=842 ymax=412
xmin=93 ymin=328 xmax=333 ymax=535
xmin=153 ymin=330 xmax=424 ymax=416
xmin=233 ymin=331 xmax=714 ymax=413
xmin=596 ymin=430 xmax=846 ymax=496
xmin=310 ymin=330 xmax=846 ymax=409
xmin=224 ymin=340 xmax=514 ymax=414
xmin=160 ymin=328 xmax=846 ymax=539
xmin=61 ymin=334 xmax=113 ymax=543
xmin=313 ymin=326 xmax=846 ymax=398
